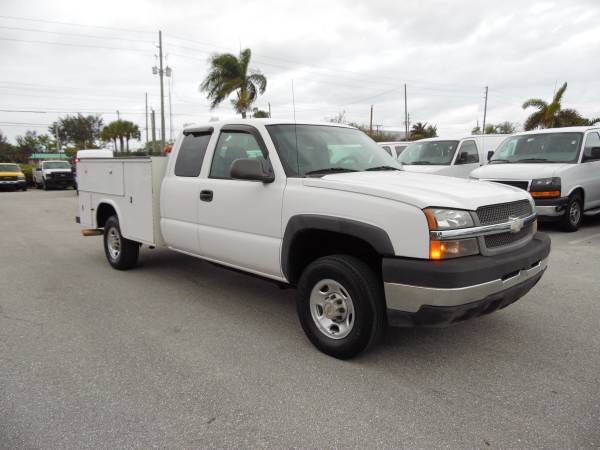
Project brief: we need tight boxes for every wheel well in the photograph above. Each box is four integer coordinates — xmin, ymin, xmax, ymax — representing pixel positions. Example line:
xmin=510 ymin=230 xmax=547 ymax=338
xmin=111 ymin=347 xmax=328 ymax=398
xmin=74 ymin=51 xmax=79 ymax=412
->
xmin=285 ymin=230 xmax=382 ymax=285
xmin=96 ymin=203 xmax=116 ymax=228
xmin=570 ymin=187 xmax=584 ymax=203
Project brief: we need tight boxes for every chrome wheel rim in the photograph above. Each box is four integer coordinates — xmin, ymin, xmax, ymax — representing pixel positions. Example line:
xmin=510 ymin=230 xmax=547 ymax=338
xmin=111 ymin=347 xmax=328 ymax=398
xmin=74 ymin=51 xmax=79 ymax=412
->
xmin=107 ymin=226 xmax=121 ymax=260
xmin=569 ymin=201 xmax=581 ymax=225
xmin=309 ymin=279 xmax=355 ymax=339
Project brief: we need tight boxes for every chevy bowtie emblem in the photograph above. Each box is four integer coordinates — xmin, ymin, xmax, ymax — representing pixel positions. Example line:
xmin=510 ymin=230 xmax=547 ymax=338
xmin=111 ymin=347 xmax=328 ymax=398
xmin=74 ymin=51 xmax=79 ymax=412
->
xmin=509 ymin=216 xmax=524 ymax=233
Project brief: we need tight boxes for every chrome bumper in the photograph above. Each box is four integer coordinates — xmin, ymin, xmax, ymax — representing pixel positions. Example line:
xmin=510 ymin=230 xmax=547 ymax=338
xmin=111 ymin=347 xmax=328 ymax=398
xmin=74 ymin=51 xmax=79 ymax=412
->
xmin=535 ymin=205 xmax=564 ymax=217
xmin=385 ymin=257 xmax=548 ymax=313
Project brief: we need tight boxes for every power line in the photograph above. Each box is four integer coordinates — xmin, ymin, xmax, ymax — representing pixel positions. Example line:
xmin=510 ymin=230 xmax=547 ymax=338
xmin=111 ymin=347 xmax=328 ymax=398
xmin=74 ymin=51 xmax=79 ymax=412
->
xmin=0 ymin=37 xmax=154 ymax=53
xmin=0 ymin=14 xmax=153 ymax=35
xmin=0 ymin=25 xmax=155 ymax=43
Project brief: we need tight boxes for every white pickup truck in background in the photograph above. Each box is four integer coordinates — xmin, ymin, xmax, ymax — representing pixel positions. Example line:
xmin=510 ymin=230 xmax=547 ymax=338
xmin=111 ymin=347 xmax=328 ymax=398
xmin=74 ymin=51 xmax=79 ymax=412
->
xmin=398 ymin=134 xmax=507 ymax=178
xmin=77 ymin=120 xmax=550 ymax=358
xmin=33 ymin=160 xmax=75 ymax=190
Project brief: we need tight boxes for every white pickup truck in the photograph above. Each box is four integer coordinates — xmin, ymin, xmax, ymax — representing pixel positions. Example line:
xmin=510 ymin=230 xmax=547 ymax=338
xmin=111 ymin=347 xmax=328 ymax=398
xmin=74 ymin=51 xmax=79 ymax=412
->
xmin=77 ymin=120 xmax=550 ymax=358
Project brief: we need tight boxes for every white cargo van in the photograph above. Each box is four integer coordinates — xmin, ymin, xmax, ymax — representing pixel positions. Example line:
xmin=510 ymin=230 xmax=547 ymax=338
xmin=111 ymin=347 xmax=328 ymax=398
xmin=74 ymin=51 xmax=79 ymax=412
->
xmin=471 ymin=126 xmax=600 ymax=231
xmin=398 ymin=135 xmax=508 ymax=178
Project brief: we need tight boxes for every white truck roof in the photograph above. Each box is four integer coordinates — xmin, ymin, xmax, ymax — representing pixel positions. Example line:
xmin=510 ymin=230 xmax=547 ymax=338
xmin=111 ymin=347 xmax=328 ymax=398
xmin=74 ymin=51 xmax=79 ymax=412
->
xmin=183 ymin=119 xmax=354 ymax=133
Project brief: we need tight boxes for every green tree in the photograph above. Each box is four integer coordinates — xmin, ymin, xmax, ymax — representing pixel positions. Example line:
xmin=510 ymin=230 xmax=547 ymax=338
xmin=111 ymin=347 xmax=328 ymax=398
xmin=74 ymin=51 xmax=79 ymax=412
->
xmin=200 ymin=48 xmax=267 ymax=118
xmin=251 ymin=107 xmax=270 ymax=118
xmin=49 ymin=114 xmax=103 ymax=148
xmin=522 ymin=82 xmax=570 ymax=130
xmin=0 ymin=130 xmax=16 ymax=161
xmin=472 ymin=122 xmax=517 ymax=135
xmin=410 ymin=122 xmax=437 ymax=140
xmin=101 ymin=120 xmax=140 ymax=152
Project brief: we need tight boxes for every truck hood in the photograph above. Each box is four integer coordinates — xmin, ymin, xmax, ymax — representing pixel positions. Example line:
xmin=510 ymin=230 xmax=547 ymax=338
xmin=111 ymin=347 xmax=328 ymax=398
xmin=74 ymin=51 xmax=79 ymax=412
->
xmin=471 ymin=163 xmax=573 ymax=180
xmin=303 ymin=171 xmax=529 ymax=210
xmin=0 ymin=171 xmax=22 ymax=177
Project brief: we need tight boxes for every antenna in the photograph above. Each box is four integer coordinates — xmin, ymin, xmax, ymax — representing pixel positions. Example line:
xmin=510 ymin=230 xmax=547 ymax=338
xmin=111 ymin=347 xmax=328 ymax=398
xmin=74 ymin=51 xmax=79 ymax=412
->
xmin=291 ymin=79 xmax=296 ymax=122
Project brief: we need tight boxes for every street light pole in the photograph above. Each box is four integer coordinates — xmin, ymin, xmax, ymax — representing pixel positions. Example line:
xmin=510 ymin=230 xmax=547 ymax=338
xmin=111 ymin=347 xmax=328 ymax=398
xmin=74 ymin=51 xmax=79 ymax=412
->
xmin=158 ymin=30 xmax=166 ymax=151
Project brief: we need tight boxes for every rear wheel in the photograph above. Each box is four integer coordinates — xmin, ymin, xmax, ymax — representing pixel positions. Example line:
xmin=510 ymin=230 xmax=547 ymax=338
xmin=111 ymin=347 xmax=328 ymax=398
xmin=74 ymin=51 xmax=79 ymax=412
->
xmin=103 ymin=215 xmax=139 ymax=270
xmin=296 ymin=255 xmax=385 ymax=359
xmin=561 ymin=193 xmax=583 ymax=232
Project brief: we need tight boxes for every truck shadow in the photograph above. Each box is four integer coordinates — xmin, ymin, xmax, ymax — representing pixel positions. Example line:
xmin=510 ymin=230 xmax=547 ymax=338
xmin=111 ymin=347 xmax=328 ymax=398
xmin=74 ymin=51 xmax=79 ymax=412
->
xmin=135 ymin=247 xmax=529 ymax=368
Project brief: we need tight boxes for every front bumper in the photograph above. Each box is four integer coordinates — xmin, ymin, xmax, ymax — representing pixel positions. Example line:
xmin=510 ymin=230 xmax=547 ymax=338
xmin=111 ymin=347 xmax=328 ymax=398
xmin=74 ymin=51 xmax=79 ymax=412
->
xmin=534 ymin=197 xmax=569 ymax=218
xmin=383 ymin=232 xmax=551 ymax=326
xmin=0 ymin=179 xmax=26 ymax=188
xmin=45 ymin=177 xmax=74 ymax=187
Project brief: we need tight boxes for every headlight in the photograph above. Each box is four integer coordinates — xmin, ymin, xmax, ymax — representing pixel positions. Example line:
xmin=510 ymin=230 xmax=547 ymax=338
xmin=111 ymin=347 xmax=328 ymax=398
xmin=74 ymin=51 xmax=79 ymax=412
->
xmin=529 ymin=177 xmax=561 ymax=198
xmin=423 ymin=208 xmax=474 ymax=230
xmin=423 ymin=208 xmax=479 ymax=260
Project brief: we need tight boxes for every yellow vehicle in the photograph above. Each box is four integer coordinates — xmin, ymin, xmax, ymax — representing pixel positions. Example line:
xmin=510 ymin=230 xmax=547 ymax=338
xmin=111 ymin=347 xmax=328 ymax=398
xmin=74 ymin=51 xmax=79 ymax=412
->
xmin=0 ymin=163 xmax=27 ymax=191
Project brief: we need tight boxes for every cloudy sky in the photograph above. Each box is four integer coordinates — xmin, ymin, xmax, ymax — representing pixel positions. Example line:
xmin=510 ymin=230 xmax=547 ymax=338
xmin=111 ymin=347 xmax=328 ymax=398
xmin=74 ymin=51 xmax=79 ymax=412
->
xmin=1 ymin=0 xmax=599 ymax=145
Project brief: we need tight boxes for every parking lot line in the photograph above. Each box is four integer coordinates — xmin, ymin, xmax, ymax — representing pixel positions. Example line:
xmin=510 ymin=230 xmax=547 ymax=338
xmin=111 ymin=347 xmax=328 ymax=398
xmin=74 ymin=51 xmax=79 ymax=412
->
xmin=568 ymin=232 xmax=600 ymax=245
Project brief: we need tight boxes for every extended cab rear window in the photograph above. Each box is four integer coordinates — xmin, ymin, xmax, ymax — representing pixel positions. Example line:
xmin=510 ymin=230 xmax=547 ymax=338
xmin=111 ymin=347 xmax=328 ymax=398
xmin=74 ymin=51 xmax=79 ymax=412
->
xmin=175 ymin=132 xmax=212 ymax=177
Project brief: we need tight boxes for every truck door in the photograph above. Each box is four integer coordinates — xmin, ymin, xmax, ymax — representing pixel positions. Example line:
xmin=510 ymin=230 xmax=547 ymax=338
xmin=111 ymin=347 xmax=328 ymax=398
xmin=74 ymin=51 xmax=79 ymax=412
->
xmin=196 ymin=125 xmax=285 ymax=279
xmin=160 ymin=130 xmax=213 ymax=253
xmin=452 ymin=139 xmax=481 ymax=178
xmin=579 ymin=131 xmax=600 ymax=209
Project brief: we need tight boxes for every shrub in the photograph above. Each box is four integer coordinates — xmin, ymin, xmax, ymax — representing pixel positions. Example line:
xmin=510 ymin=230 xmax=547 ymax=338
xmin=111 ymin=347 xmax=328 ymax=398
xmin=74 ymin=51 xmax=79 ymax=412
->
xmin=19 ymin=163 xmax=35 ymax=185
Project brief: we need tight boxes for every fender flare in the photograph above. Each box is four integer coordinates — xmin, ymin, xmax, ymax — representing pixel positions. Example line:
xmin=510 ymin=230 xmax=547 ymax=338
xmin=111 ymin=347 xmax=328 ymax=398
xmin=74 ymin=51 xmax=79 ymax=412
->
xmin=281 ymin=214 xmax=395 ymax=280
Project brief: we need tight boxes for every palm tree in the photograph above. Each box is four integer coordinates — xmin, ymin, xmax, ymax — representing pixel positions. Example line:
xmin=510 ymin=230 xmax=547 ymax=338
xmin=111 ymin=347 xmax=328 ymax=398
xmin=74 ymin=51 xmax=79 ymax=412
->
xmin=122 ymin=121 xmax=140 ymax=152
xmin=410 ymin=122 xmax=437 ymax=140
xmin=101 ymin=123 xmax=119 ymax=151
xmin=522 ymin=82 xmax=569 ymax=130
xmin=200 ymin=48 xmax=267 ymax=118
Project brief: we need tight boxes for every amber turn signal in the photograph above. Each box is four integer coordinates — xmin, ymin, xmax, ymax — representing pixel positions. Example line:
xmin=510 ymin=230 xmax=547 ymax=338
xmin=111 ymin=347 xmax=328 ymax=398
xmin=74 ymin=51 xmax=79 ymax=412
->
xmin=530 ymin=190 xmax=560 ymax=199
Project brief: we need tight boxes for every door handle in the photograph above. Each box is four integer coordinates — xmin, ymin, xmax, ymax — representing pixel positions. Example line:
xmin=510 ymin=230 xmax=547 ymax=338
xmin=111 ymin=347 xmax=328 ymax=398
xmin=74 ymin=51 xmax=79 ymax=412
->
xmin=200 ymin=190 xmax=213 ymax=202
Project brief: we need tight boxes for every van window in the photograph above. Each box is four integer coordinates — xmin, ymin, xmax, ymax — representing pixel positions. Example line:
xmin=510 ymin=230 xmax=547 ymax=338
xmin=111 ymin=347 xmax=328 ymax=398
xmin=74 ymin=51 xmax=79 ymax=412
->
xmin=491 ymin=132 xmax=582 ymax=164
xmin=455 ymin=140 xmax=479 ymax=165
xmin=394 ymin=145 xmax=407 ymax=155
xmin=210 ymin=131 xmax=266 ymax=179
xmin=583 ymin=132 xmax=600 ymax=162
xmin=174 ymin=133 xmax=211 ymax=177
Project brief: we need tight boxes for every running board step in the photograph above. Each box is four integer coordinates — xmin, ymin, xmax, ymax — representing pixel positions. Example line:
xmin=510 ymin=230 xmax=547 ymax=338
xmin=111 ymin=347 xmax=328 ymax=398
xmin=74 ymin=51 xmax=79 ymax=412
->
xmin=584 ymin=208 xmax=600 ymax=216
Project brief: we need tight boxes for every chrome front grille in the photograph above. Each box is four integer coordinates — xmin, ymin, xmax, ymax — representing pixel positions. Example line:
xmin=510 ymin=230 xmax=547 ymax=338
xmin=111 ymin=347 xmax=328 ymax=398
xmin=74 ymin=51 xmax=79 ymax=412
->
xmin=0 ymin=175 xmax=17 ymax=181
xmin=484 ymin=223 xmax=533 ymax=249
xmin=476 ymin=200 xmax=533 ymax=226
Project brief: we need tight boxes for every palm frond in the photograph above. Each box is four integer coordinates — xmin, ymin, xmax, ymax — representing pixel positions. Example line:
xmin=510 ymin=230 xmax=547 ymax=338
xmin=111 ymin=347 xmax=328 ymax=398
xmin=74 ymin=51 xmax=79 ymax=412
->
xmin=248 ymin=72 xmax=267 ymax=94
xmin=522 ymin=98 xmax=547 ymax=110
xmin=523 ymin=110 xmax=544 ymax=131
xmin=553 ymin=82 xmax=567 ymax=104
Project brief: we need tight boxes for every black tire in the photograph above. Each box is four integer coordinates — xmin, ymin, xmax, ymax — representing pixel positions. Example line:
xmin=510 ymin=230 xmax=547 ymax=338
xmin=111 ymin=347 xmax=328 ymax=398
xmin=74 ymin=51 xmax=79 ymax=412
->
xmin=560 ymin=193 xmax=583 ymax=232
xmin=21 ymin=185 xmax=27 ymax=191
xmin=103 ymin=215 xmax=139 ymax=270
xmin=42 ymin=179 xmax=47 ymax=190
xmin=296 ymin=255 xmax=385 ymax=359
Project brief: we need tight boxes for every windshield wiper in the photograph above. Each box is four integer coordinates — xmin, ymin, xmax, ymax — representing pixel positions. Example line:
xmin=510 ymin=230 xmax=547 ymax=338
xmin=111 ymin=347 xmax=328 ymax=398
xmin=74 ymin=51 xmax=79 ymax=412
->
xmin=365 ymin=165 xmax=401 ymax=171
xmin=515 ymin=158 xmax=550 ymax=163
xmin=490 ymin=159 xmax=511 ymax=164
xmin=406 ymin=160 xmax=432 ymax=165
xmin=305 ymin=167 xmax=358 ymax=176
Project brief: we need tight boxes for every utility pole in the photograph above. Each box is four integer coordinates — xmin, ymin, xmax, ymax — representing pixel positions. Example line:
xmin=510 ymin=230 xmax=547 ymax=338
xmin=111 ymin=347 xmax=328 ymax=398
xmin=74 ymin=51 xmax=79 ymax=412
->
xmin=158 ymin=30 xmax=166 ymax=151
xmin=151 ymin=108 xmax=157 ymax=154
xmin=116 ymin=110 xmax=120 ymax=121
xmin=482 ymin=86 xmax=489 ymax=134
xmin=168 ymin=77 xmax=173 ymax=142
xmin=145 ymin=92 xmax=149 ymax=143
xmin=369 ymin=104 xmax=373 ymax=134
xmin=404 ymin=83 xmax=408 ymax=140
xmin=268 ymin=102 xmax=271 ymax=118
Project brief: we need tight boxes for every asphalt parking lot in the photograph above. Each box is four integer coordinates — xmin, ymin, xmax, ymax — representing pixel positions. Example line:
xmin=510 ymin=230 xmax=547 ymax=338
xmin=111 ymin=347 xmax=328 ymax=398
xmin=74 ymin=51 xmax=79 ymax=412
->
xmin=1 ymin=189 xmax=599 ymax=448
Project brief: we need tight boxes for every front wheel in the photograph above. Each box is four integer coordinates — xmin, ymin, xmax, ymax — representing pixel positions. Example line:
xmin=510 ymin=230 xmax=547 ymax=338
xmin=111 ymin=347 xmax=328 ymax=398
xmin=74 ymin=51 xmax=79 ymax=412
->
xmin=103 ymin=215 xmax=139 ymax=270
xmin=42 ymin=179 xmax=48 ymax=190
xmin=561 ymin=194 xmax=583 ymax=232
xmin=296 ymin=255 xmax=385 ymax=359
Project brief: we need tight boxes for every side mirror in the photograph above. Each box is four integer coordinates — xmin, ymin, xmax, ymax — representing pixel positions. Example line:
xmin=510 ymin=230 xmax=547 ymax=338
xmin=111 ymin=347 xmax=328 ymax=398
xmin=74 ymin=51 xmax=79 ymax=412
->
xmin=487 ymin=150 xmax=494 ymax=162
xmin=230 ymin=158 xmax=274 ymax=183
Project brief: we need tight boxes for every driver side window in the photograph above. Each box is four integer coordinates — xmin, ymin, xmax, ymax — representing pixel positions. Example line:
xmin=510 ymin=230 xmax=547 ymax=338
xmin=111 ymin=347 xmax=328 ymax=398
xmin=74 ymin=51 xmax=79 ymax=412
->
xmin=209 ymin=131 xmax=267 ymax=179
xmin=582 ymin=132 xmax=600 ymax=162
xmin=455 ymin=140 xmax=479 ymax=165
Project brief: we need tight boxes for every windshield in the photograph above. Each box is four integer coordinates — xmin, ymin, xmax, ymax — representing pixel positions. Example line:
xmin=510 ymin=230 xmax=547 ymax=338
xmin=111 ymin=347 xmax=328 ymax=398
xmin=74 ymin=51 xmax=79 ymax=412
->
xmin=398 ymin=140 xmax=460 ymax=165
xmin=266 ymin=124 xmax=399 ymax=176
xmin=0 ymin=164 xmax=20 ymax=172
xmin=43 ymin=161 xmax=71 ymax=170
xmin=491 ymin=132 xmax=583 ymax=163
